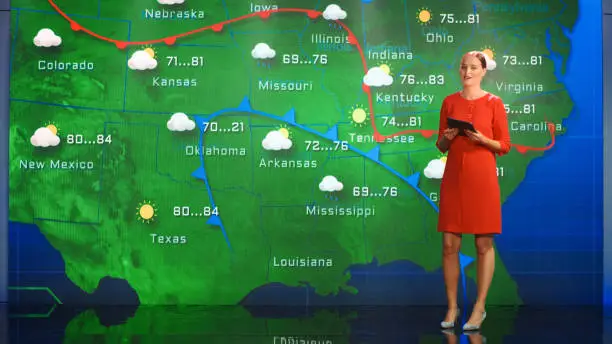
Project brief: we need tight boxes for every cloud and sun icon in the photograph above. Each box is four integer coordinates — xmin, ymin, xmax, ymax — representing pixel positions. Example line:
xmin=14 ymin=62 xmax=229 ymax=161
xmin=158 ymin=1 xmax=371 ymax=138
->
xmin=128 ymin=44 xmax=158 ymax=70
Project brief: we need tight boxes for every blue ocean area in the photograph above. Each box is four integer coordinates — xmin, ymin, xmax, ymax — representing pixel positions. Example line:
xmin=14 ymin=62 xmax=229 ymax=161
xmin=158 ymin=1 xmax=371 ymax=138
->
xmin=9 ymin=0 xmax=602 ymax=308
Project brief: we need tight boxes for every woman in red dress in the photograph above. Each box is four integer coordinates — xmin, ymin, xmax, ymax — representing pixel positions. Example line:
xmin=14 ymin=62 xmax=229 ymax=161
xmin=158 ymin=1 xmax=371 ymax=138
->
xmin=436 ymin=51 xmax=511 ymax=331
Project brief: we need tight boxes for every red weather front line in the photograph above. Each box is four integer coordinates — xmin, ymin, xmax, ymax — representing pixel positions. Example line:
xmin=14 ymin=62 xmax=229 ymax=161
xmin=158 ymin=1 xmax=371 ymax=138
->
xmin=47 ymin=0 xmax=554 ymax=153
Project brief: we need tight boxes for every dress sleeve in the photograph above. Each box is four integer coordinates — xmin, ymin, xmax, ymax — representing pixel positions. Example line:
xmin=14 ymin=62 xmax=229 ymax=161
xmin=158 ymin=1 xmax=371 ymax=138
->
xmin=436 ymin=98 xmax=448 ymax=152
xmin=492 ymin=97 xmax=511 ymax=156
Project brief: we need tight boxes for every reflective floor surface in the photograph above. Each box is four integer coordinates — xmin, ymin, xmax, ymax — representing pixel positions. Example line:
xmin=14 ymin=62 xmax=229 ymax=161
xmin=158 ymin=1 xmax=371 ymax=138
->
xmin=2 ymin=305 xmax=610 ymax=343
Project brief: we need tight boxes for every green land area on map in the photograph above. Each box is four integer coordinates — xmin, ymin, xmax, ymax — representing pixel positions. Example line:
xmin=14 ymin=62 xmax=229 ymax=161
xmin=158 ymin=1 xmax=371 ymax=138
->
xmin=9 ymin=0 xmax=577 ymax=305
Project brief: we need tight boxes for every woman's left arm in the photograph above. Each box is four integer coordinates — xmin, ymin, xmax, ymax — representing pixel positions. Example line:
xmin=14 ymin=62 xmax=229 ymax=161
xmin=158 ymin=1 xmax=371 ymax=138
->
xmin=480 ymin=136 xmax=504 ymax=152
xmin=466 ymin=97 xmax=512 ymax=155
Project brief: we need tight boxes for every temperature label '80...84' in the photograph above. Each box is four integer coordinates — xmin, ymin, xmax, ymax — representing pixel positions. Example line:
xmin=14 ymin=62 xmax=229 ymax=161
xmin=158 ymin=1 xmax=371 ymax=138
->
xmin=66 ymin=134 xmax=112 ymax=145
xmin=173 ymin=206 xmax=219 ymax=217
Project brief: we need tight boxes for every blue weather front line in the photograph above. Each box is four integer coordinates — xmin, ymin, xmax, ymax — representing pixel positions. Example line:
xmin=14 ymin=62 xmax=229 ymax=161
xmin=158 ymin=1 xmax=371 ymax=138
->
xmin=190 ymin=96 xmax=474 ymax=300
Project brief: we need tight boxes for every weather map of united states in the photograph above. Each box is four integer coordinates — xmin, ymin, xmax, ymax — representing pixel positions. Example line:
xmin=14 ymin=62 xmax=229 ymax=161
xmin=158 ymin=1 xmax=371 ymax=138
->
xmin=8 ymin=0 xmax=575 ymax=305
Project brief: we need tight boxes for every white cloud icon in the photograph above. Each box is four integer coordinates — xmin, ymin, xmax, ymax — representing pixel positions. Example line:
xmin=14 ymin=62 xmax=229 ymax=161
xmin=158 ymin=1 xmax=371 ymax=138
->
xmin=424 ymin=158 xmax=446 ymax=179
xmin=30 ymin=127 xmax=60 ymax=147
xmin=469 ymin=50 xmax=497 ymax=71
xmin=485 ymin=56 xmax=497 ymax=71
xmin=157 ymin=0 xmax=184 ymax=4
xmin=251 ymin=43 xmax=276 ymax=59
xmin=262 ymin=130 xmax=292 ymax=150
xmin=322 ymin=4 xmax=347 ymax=20
xmin=167 ymin=112 xmax=195 ymax=132
xmin=319 ymin=175 xmax=343 ymax=192
xmin=363 ymin=66 xmax=393 ymax=87
xmin=128 ymin=50 xmax=158 ymax=70
xmin=33 ymin=28 xmax=62 ymax=48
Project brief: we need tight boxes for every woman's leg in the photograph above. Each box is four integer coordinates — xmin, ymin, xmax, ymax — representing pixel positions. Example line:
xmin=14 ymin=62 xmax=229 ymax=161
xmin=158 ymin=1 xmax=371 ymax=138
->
xmin=467 ymin=234 xmax=495 ymax=324
xmin=442 ymin=232 xmax=462 ymax=321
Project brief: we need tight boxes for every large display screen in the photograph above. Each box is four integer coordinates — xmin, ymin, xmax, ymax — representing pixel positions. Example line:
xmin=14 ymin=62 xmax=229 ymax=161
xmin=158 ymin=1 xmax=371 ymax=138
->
xmin=7 ymin=0 xmax=602 ymax=307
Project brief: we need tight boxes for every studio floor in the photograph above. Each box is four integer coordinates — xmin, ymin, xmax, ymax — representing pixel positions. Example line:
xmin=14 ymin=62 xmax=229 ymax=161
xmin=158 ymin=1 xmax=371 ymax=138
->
xmin=4 ymin=305 xmax=610 ymax=343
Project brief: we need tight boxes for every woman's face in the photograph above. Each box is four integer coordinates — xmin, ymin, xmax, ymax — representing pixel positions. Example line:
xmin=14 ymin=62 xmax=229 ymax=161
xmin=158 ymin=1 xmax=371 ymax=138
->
xmin=459 ymin=54 xmax=486 ymax=87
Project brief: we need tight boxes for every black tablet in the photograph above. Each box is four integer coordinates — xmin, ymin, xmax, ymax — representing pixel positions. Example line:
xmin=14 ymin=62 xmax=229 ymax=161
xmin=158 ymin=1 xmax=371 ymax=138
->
xmin=447 ymin=117 xmax=476 ymax=136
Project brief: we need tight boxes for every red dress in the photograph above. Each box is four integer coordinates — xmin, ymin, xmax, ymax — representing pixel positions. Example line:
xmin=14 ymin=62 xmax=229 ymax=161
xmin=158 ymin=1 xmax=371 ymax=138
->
xmin=436 ymin=92 xmax=511 ymax=235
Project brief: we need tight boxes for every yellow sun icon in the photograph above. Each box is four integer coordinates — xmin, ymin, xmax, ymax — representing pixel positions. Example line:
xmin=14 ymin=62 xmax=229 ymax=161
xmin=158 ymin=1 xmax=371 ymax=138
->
xmin=277 ymin=124 xmax=292 ymax=139
xmin=481 ymin=46 xmax=495 ymax=59
xmin=438 ymin=153 xmax=448 ymax=163
xmin=44 ymin=121 xmax=59 ymax=135
xmin=379 ymin=61 xmax=392 ymax=75
xmin=416 ymin=7 xmax=432 ymax=24
xmin=349 ymin=105 xmax=369 ymax=127
xmin=143 ymin=45 xmax=156 ymax=58
xmin=137 ymin=200 xmax=157 ymax=224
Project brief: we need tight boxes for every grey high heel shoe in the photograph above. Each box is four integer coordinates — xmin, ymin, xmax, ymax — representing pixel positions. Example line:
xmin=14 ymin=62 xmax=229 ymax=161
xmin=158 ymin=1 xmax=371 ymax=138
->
xmin=462 ymin=310 xmax=486 ymax=331
xmin=440 ymin=308 xmax=460 ymax=329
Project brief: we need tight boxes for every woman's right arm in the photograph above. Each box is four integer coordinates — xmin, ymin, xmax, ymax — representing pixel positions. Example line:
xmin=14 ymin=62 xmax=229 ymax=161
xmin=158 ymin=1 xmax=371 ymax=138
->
xmin=436 ymin=99 xmax=450 ymax=153
xmin=437 ymin=136 xmax=451 ymax=153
